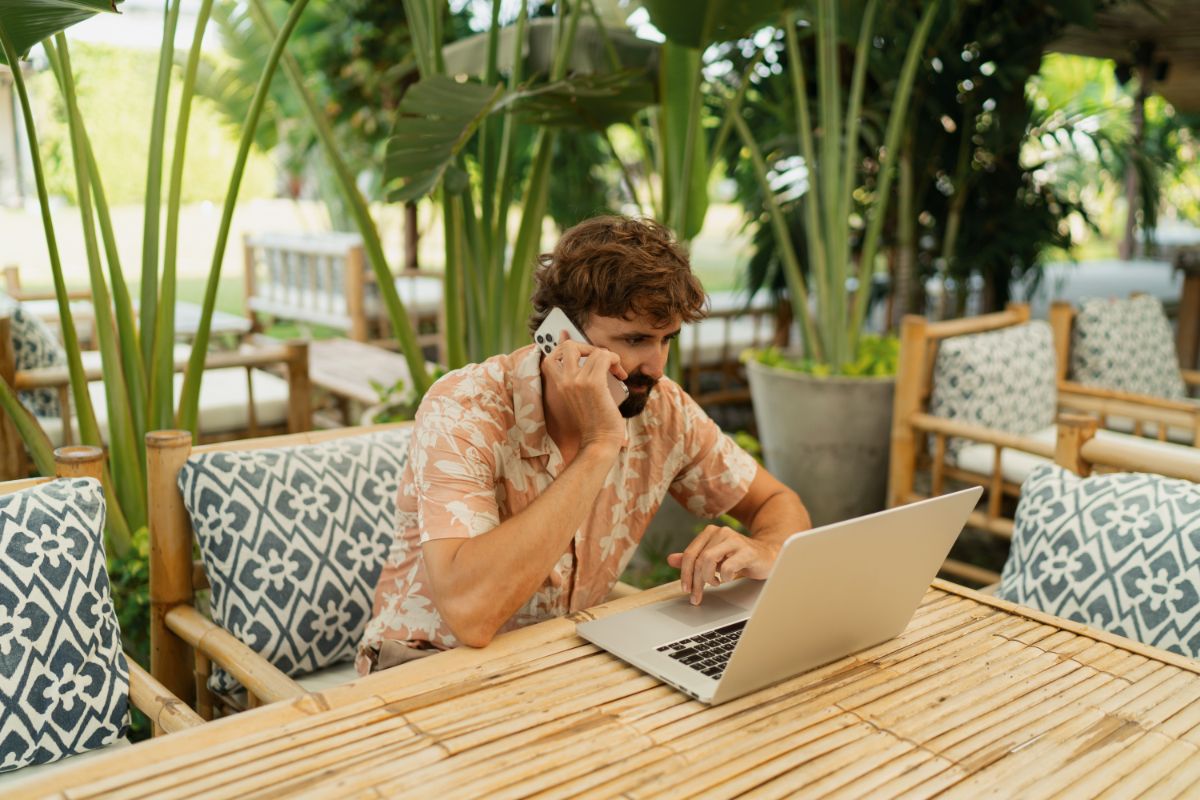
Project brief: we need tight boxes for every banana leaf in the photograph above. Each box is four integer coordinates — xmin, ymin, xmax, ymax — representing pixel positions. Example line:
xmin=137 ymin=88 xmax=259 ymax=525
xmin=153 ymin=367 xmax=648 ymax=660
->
xmin=384 ymin=75 xmax=505 ymax=203
xmin=510 ymin=70 xmax=655 ymax=128
xmin=384 ymin=70 xmax=656 ymax=204
xmin=0 ymin=0 xmax=117 ymax=63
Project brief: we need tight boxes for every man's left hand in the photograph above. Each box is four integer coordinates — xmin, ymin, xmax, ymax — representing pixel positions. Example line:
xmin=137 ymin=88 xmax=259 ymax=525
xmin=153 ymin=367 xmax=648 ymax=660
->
xmin=667 ymin=525 xmax=780 ymax=605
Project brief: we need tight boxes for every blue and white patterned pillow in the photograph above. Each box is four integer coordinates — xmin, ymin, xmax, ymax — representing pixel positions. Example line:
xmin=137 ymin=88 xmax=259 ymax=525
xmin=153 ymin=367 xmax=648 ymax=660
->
xmin=0 ymin=294 xmax=69 ymax=418
xmin=178 ymin=429 xmax=410 ymax=693
xmin=929 ymin=321 xmax=1058 ymax=454
xmin=1071 ymin=295 xmax=1186 ymax=400
xmin=0 ymin=478 xmax=129 ymax=774
xmin=999 ymin=463 xmax=1200 ymax=659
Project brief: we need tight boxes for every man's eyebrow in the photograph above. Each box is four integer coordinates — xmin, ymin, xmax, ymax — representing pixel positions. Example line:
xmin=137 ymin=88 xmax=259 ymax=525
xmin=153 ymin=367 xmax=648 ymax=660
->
xmin=624 ymin=327 xmax=683 ymax=338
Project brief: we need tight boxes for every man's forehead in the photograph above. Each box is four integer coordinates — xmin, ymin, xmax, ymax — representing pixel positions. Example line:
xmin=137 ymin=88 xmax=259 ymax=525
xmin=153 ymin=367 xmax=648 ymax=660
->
xmin=590 ymin=312 xmax=682 ymax=332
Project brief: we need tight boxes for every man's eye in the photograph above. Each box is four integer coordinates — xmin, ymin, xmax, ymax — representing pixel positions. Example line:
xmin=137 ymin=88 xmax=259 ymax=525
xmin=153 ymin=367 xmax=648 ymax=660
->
xmin=625 ymin=337 xmax=645 ymax=345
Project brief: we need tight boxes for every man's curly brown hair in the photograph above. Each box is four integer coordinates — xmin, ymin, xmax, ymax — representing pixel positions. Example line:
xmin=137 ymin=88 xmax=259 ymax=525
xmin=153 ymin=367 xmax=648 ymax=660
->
xmin=527 ymin=216 xmax=708 ymax=336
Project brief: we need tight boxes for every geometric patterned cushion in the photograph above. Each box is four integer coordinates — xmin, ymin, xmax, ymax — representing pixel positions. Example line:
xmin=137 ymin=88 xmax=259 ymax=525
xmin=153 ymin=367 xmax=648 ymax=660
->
xmin=177 ymin=429 xmax=411 ymax=693
xmin=1070 ymin=295 xmax=1185 ymax=400
xmin=0 ymin=294 xmax=69 ymax=418
xmin=0 ymin=478 xmax=129 ymax=774
xmin=929 ymin=321 xmax=1058 ymax=454
xmin=998 ymin=463 xmax=1200 ymax=660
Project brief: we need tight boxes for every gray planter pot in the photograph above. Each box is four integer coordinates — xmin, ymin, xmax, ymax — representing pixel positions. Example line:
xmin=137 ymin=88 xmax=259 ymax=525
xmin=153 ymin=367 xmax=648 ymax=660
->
xmin=746 ymin=359 xmax=895 ymax=527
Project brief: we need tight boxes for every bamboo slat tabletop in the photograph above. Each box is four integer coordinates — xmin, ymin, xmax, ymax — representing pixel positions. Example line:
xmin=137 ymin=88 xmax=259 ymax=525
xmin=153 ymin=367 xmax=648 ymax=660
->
xmin=21 ymin=580 xmax=1200 ymax=799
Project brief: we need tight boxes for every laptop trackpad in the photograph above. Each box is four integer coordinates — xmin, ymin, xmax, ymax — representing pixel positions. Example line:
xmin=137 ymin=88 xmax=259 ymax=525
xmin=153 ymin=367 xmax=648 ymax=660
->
xmin=657 ymin=596 xmax=742 ymax=626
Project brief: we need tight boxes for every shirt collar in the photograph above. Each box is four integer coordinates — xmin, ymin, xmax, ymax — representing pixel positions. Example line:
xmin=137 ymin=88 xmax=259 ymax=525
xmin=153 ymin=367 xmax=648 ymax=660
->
xmin=511 ymin=344 xmax=554 ymax=458
xmin=510 ymin=343 xmax=632 ymax=458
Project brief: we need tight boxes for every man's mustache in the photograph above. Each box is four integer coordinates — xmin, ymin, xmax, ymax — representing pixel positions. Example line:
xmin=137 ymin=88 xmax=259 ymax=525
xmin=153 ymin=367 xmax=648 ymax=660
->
xmin=624 ymin=372 xmax=658 ymax=390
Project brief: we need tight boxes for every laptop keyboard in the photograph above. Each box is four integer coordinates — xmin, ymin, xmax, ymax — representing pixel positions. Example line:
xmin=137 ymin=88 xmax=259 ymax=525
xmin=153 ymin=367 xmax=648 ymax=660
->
xmin=655 ymin=620 xmax=746 ymax=679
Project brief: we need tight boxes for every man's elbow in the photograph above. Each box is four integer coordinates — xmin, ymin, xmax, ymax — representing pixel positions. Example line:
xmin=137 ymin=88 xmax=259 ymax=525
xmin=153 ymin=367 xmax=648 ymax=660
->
xmin=440 ymin=598 xmax=500 ymax=648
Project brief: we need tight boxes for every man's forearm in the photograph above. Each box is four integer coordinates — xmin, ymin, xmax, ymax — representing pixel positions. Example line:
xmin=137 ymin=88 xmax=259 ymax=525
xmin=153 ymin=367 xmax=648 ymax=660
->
xmin=746 ymin=488 xmax=811 ymax=551
xmin=424 ymin=443 xmax=620 ymax=646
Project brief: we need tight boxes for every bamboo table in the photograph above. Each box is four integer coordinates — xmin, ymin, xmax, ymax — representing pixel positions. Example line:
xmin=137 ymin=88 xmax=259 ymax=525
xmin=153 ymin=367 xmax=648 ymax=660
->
xmin=22 ymin=580 xmax=1200 ymax=799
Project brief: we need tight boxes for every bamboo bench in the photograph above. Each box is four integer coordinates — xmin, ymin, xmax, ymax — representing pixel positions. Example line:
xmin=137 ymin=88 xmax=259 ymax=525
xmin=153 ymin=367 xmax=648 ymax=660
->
xmin=0 ymin=446 xmax=202 ymax=791
xmin=243 ymin=233 xmax=444 ymax=362
xmin=888 ymin=303 xmax=1196 ymax=584
xmin=0 ymin=314 xmax=313 ymax=480
xmin=147 ymin=422 xmax=642 ymax=719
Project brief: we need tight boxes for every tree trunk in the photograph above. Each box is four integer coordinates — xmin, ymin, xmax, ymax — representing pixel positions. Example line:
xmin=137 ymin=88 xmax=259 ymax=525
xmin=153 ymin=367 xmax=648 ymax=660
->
xmin=404 ymin=201 xmax=420 ymax=271
xmin=1119 ymin=63 xmax=1150 ymax=261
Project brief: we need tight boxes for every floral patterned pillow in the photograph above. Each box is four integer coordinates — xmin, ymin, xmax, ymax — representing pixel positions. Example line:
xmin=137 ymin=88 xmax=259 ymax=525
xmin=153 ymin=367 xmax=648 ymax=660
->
xmin=929 ymin=321 xmax=1058 ymax=454
xmin=177 ymin=429 xmax=411 ymax=693
xmin=1070 ymin=295 xmax=1186 ymax=399
xmin=999 ymin=463 xmax=1200 ymax=659
xmin=0 ymin=478 xmax=128 ymax=773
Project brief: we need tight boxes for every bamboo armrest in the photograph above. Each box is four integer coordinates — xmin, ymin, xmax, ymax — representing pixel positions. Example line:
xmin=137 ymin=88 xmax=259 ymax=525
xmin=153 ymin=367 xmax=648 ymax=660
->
xmin=1058 ymin=380 xmax=1199 ymax=414
xmin=605 ymin=581 xmax=641 ymax=601
xmin=909 ymin=413 xmax=1056 ymax=458
xmin=1181 ymin=369 xmax=1200 ymax=387
xmin=1079 ymin=437 xmax=1200 ymax=483
xmin=127 ymin=655 xmax=205 ymax=734
xmin=13 ymin=346 xmax=298 ymax=390
xmin=164 ymin=605 xmax=304 ymax=704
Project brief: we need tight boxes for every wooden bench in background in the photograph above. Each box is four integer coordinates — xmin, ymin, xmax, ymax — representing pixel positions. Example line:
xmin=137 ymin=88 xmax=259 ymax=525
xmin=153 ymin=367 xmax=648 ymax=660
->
xmin=243 ymin=233 xmax=445 ymax=363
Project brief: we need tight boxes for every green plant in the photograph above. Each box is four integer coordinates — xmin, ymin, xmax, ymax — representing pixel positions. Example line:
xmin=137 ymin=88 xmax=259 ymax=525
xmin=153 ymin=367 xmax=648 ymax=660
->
xmin=720 ymin=0 xmax=939 ymax=373
xmin=748 ymin=333 xmax=898 ymax=378
xmin=382 ymin=1 xmax=774 ymax=368
xmin=0 ymin=0 xmax=310 ymax=681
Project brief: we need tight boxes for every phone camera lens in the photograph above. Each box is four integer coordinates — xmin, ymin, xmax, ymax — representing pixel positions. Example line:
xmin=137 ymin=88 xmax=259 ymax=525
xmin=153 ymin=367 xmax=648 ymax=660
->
xmin=535 ymin=334 xmax=544 ymax=343
xmin=543 ymin=344 xmax=552 ymax=354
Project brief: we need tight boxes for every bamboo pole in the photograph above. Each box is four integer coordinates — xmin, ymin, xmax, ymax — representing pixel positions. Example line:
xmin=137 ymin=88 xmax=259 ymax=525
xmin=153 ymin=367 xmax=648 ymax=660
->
xmin=285 ymin=340 xmax=311 ymax=433
xmin=888 ymin=314 xmax=927 ymax=507
xmin=345 ymin=244 xmax=368 ymax=343
xmin=165 ymin=604 xmax=304 ymax=704
xmin=147 ymin=429 xmax=198 ymax=709
xmin=0 ymin=315 xmax=21 ymax=480
xmin=1055 ymin=414 xmax=1099 ymax=476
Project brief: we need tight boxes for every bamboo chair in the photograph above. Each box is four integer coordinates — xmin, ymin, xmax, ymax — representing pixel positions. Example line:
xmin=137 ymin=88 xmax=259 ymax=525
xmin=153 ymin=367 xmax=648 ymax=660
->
xmin=0 ymin=445 xmax=202 ymax=781
xmin=0 ymin=314 xmax=313 ymax=480
xmin=1049 ymin=299 xmax=1200 ymax=445
xmin=888 ymin=303 xmax=1196 ymax=585
xmin=243 ymin=233 xmax=446 ymax=363
xmin=147 ymin=424 xmax=413 ymax=718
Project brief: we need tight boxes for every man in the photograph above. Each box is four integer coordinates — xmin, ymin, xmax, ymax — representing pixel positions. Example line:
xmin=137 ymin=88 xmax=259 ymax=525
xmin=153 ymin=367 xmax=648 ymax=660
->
xmin=357 ymin=216 xmax=810 ymax=673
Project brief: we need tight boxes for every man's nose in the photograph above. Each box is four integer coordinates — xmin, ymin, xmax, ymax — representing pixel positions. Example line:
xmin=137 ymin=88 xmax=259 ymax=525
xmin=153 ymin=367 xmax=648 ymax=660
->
xmin=643 ymin=345 xmax=669 ymax=380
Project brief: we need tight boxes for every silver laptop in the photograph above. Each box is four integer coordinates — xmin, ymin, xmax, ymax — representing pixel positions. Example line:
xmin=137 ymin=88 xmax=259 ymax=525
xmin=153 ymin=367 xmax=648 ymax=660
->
xmin=576 ymin=487 xmax=982 ymax=705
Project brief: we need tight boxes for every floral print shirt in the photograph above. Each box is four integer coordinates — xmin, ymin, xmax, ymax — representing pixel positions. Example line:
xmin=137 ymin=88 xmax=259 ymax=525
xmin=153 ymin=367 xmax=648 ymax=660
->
xmin=356 ymin=344 xmax=758 ymax=673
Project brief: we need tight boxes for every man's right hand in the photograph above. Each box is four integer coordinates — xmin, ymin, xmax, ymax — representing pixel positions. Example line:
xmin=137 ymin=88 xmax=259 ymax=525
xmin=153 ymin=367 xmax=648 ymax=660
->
xmin=541 ymin=332 xmax=628 ymax=451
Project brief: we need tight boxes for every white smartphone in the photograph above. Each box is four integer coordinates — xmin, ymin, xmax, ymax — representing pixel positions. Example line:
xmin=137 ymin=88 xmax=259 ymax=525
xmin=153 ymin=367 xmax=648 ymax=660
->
xmin=534 ymin=308 xmax=630 ymax=407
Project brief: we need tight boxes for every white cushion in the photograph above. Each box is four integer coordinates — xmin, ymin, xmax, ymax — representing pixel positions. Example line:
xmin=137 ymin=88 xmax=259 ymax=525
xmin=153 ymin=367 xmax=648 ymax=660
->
xmin=294 ymin=662 xmax=359 ymax=694
xmin=949 ymin=425 xmax=1199 ymax=485
xmin=0 ymin=737 xmax=131 ymax=790
xmin=37 ymin=368 xmax=292 ymax=447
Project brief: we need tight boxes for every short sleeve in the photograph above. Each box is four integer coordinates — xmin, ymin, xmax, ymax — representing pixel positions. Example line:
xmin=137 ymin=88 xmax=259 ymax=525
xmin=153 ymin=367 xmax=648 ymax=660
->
xmin=410 ymin=389 xmax=504 ymax=544
xmin=667 ymin=390 xmax=759 ymax=518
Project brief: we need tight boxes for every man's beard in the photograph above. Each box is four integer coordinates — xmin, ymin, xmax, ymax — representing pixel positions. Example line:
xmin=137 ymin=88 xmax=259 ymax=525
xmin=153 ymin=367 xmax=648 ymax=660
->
xmin=618 ymin=371 xmax=658 ymax=418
